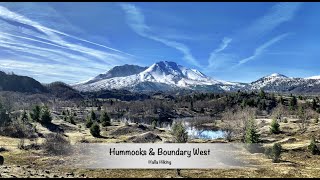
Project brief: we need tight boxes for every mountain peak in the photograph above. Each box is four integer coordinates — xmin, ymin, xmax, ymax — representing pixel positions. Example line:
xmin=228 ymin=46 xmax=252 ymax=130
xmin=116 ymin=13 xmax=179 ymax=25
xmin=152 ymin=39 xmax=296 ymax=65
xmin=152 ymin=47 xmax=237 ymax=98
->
xmin=267 ymin=73 xmax=288 ymax=78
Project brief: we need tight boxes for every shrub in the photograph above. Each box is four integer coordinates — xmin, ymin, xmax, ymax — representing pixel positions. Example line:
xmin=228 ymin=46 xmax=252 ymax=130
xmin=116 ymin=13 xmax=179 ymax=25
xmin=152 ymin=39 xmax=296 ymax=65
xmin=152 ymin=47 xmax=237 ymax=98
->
xmin=42 ymin=133 xmax=72 ymax=155
xmin=283 ymin=118 xmax=288 ymax=123
xmin=314 ymin=114 xmax=319 ymax=124
xmin=0 ymin=120 xmax=36 ymax=138
xmin=264 ymin=147 xmax=273 ymax=159
xmin=308 ymin=136 xmax=319 ymax=155
xmin=85 ymin=117 xmax=93 ymax=128
xmin=100 ymin=112 xmax=111 ymax=127
xmin=68 ymin=115 xmax=76 ymax=125
xmin=17 ymin=139 xmax=25 ymax=150
xmin=0 ymin=147 xmax=7 ymax=152
xmin=171 ymin=122 xmax=188 ymax=143
xmin=90 ymin=123 xmax=100 ymax=137
xmin=270 ymin=118 xmax=280 ymax=134
xmin=272 ymin=143 xmax=282 ymax=163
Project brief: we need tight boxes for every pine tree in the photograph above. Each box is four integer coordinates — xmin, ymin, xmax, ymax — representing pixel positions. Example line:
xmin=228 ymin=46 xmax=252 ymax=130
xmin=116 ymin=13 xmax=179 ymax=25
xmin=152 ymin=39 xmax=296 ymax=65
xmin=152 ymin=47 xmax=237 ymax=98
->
xmin=312 ymin=99 xmax=317 ymax=110
xmin=270 ymin=118 xmax=280 ymax=134
xmin=30 ymin=105 xmax=41 ymax=122
xmin=289 ymin=96 xmax=297 ymax=111
xmin=245 ymin=118 xmax=260 ymax=144
xmin=272 ymin=143 xmax=282 ymax=163
xmin=308 ymin=136 xmax=319 ymax=155
xmin=90 ymin=123 xmax=100 ymax=137
xmin=20 ymin=110 xmax=28 ymax=123
xmin=85 ymin=117 xmax=93 ymax=128
xmin=90 ymin=110 xmax=96 ymax=121
xmin=0 ymin=102 xmax=11 ymax=127
xmin=259 ymin=89 xmax=266 ymax=99
xmin=245 ymin=118 xmax=261 ymax=153
xmin=40 ymin=106 xmax=52 ymax=125
xmin=100 ymin=111 xmax=111 ymax=127
xmin=171 ymin=122 xmax=188 ymax=143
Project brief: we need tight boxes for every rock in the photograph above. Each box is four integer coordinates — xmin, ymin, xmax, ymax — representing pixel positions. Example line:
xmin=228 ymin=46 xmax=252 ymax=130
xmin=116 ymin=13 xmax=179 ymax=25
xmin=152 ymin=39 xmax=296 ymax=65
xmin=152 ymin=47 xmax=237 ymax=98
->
xmin=0 ymin=156 xmax=4 ymax=165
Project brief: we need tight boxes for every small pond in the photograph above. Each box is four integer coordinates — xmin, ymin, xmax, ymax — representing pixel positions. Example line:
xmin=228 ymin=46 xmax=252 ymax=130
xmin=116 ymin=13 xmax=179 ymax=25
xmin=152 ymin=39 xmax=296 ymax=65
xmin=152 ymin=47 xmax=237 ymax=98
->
xmin=186 ymin=127 xmax=226 ymax=140
xmin=168 ymin=118 xmax=226 ymax=140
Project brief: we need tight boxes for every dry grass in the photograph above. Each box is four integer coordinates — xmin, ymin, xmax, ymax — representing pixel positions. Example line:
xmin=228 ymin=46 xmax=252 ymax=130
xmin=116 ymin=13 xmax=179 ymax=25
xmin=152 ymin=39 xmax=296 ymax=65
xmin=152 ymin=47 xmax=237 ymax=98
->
xmin=1 ymin=116 xmax=320 ymax=178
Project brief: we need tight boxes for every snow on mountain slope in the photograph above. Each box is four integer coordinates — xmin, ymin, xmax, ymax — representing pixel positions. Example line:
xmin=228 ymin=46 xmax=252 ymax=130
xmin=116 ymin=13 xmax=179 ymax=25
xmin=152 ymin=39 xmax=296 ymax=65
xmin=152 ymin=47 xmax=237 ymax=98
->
xmin=306 ymin=75 xmax=320 ymax=80
xmin=73 ymin=61 xmax=231 ymax=92
xmin=250 ymin=73 xmax=290 ymax=90
xmin=72 ymin=62 xmax=320 ymax=93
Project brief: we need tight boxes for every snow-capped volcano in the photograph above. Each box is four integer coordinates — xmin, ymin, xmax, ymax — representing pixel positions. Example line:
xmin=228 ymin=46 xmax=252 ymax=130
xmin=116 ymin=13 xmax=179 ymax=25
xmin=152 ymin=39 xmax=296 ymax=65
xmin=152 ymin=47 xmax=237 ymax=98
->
xmin=73 ymin=61 xmax=235 ymax=92
xmin=72 ymin=63 xmax=320 ymax=93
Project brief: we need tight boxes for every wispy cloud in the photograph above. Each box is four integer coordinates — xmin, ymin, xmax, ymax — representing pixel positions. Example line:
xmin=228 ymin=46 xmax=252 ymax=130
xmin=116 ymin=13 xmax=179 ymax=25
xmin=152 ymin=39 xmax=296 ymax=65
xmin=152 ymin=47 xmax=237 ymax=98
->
xmin=236 ymin=33 xmax=292 ymax=66
xmin=0 ymin=4 xmax=136 ymax=83
xmin=119 ymin=3 xmax=202 ymax=68
xmin=207 ymin=2 xmax=302 ymax=71
xmin=245 ymin=2 xmax=302 ymax=37
xmin=208 ymin=37 xmax=232 ymax=68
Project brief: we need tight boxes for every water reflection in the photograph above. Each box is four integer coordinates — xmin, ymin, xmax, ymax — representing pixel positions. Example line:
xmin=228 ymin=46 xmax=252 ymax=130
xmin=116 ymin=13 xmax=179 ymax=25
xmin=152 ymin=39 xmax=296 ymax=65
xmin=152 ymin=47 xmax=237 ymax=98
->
xmin=186 ymin=127 xmax=226 ymax=140
xmin=161 ymin=119 xmax=226 ymax=140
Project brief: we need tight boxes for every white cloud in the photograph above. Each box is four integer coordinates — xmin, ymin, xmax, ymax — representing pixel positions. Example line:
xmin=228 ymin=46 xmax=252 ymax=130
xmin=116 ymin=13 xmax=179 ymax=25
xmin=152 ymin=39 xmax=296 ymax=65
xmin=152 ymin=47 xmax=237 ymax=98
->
xmin=0 ymin=4 xmax=136 ymax=83
xmin=119 ymin=3 xmax=202 ymax=68
xmin=208 ymin=2 xmax=302 ymax=71
xmin=237 ymin=33 xmax=291 ymax=66
xmin=245 ymin=2 xmax=302 ymax=37
xmin=208 ymin=37 xmax=232 ymax=68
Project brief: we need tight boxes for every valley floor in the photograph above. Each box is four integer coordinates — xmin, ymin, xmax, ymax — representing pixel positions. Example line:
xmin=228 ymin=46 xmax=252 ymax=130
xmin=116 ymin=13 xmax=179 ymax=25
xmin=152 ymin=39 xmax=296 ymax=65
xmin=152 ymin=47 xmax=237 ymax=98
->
xmin=1 ymin=116 xmax=320 ymax=178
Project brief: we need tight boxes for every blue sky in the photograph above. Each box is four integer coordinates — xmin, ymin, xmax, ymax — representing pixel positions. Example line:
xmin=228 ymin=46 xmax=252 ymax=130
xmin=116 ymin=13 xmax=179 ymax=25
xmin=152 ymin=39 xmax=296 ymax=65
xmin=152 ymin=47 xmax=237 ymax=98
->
xmin=0 ymin=2 xmax=319 ymax=84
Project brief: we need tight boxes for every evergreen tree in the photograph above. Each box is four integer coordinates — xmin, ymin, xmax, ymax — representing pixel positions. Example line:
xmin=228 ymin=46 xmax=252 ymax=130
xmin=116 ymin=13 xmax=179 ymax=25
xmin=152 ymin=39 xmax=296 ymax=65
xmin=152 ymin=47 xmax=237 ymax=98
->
xmin=245 ymin=118 xmax=260 ymax=144
xmin=289 ymin=96 xmax=297 ymax=111
xmin=100 ymin=111 xmax=111 ymax=127
xmin=68 ymin=114 xmax=76 ymax=125
xmin=20 ymin=110 xmax=28 ymax=123
xmin=90 ymin=110 xmax=96 ymax=121
xmin=298 ymin=105 xmax=305 ymax=119
xmin=0 ymin=102 xmax=11 ymax=127
xmin=312 ymin=99 xmax=317 ymax=110
xmin=40 ymin=105 xmax=52 ymax=124
xmin=85 ymin=117 xmax=93 ymax=128
xmin=90 ymin=123 xmax=100 ymax=137
xmin=279 ymin=96 xmax=284 ymax=105
xmin=171 ymin=122 xmax=188 ymax=143
xmin=308 ymin=136 xmax=319 ymax=155
xmin=272 ymin=143 xmax=282 ymax=163
xmin=30 ymin=105 xmax=41 ymax=122
xmin=259 ymin=89 xmax=266 ymax=99
xmin=270 ymin=118 xmax=280 ymax=134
